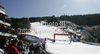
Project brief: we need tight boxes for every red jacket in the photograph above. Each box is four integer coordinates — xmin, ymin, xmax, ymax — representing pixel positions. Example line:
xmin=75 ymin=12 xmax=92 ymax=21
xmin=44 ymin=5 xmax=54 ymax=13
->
xmin=6 ymin=44 xmax=21 ymax=54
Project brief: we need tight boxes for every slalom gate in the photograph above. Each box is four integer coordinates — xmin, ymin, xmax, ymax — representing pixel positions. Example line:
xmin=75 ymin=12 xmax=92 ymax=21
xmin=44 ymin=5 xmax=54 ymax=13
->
xmin=53 ymin=33 xmax=72 ymax=42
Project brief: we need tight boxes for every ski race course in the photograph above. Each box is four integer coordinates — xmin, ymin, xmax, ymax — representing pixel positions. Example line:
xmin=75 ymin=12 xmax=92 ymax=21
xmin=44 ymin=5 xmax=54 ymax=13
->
xmin=28 ymin=22 xmax=100 ymax=54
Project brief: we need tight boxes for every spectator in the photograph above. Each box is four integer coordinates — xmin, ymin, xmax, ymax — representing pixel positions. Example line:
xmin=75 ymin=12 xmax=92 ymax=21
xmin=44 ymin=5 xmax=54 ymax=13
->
xmin=8 ymin=28 xmax=11 ymax=33
xmin=0 ymin=25 xmax=3 ymax=31
xmin=73 ymin=34 xmax=76 ymax=38
xmin=34 ymin=46 xmax=42 ymax=54
xmin=17 ymin=40 xmax=25 ymax=53
xmin=34 ymin=46 xmax=46 ymax=54
xmin=6 ymin=38 xmax=21 ymax=54
xmin=4 ymin=25 xmax=8 ymax=33
xmin=0 ymin=37 xmax=8 ymax=54
xmin=29 ymin=43 xmax=37 ymax=54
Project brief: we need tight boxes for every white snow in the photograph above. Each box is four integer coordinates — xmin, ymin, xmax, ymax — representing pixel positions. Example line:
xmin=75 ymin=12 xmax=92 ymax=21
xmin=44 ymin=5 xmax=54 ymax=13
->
xmin=46 ymin=41 xmax=100 ymax=54
xmin=29 ymin=22 xmax=64 ymax=39
xmin=28 ymin=22 xmax=100 ymax=54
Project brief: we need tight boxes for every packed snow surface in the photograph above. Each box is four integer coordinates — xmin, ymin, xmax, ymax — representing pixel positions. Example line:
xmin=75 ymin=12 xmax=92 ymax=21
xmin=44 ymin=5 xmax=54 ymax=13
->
xmin=46 ymin=40 xmax=100 ymax=54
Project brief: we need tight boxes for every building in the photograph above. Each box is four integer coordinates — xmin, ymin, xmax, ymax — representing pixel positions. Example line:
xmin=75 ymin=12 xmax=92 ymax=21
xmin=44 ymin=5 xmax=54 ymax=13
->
xmin=0 ymin=5 xmax=17 ymax=38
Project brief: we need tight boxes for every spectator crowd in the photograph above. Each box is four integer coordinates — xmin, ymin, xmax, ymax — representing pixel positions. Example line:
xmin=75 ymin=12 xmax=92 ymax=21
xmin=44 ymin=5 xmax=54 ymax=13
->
xmin=0 ymin=37 xmax=46 ymax=54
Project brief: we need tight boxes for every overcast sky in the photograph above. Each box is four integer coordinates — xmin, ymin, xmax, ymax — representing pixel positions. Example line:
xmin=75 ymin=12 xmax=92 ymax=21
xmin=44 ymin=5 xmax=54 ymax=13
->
xmin=0 ymin=0 xmax=100 ymax=18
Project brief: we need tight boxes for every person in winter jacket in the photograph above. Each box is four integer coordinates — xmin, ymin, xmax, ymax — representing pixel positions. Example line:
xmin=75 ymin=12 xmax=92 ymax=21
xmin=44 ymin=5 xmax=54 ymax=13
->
xmin=6 ymin=38 xmax=21 ymax=54
xmin=0 ymin=37 xmax=8 ymax=54
xmin=17 ymin=40 xmax=25 ymax=53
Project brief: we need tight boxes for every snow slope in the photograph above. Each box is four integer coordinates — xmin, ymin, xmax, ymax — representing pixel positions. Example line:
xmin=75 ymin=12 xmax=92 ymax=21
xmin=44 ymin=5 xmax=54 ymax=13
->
xmin=46 ymin=41 xmax=100 ymax=54
xmin=29 ymin=22 xmax=64 ymax=39
xmin=29 ymin=22 xmax=100 ymax=54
